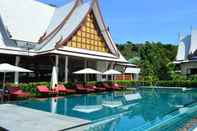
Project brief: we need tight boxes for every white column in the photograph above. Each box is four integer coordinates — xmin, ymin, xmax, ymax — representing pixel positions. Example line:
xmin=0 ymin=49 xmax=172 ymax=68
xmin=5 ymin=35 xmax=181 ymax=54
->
xmin=84 ymin=60 xmax=87 ymax=82
xmin=96 ymin=61 xmax=99 ymax=81
xmin=14 ymin=56 xmax=20 ymax=84
xmin=65 ymin=56 xmax=68 ymax=83
xmin=55 ymin=55 xmax=59 ymax=82
xmin=105 ymin=62 xmax=109 ymax=81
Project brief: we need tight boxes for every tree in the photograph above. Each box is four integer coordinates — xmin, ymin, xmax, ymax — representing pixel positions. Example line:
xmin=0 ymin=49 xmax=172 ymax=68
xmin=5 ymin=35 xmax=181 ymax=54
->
xmin=117 ymin=41 xmax=178 ymax=80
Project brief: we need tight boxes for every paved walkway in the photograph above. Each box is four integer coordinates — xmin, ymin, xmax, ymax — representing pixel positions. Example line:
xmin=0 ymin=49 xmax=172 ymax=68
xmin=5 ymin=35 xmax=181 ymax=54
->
xmin=0 ymin=104 xmax=90 ymax=131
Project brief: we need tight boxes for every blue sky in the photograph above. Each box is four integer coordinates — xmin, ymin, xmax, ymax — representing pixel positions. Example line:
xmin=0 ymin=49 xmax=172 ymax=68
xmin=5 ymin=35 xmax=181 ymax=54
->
xmin=38 ymin=0 xmax=197 ymax=45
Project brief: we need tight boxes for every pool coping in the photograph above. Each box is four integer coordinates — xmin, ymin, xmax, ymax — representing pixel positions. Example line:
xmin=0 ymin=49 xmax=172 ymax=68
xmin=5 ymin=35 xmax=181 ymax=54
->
xmin=140 ymin=86 xmax=197 ymax=89
xmin=0 ymin=104 xmax=91 ymax=131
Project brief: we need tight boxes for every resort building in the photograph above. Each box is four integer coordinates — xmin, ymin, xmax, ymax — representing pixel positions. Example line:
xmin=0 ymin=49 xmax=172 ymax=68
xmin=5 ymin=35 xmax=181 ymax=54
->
xmin=115 ymin=63 xmax=140 ymax=80
xmin=175 ymin=29 xmax=197 ymax=75
xmin=0 ymin=0 xmax=129 ymax=83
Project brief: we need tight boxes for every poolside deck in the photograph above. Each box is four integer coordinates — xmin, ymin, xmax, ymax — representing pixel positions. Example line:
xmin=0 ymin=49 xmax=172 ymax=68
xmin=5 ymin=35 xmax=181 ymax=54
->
xmin=0 ymin=104 xmax=90 ymax=131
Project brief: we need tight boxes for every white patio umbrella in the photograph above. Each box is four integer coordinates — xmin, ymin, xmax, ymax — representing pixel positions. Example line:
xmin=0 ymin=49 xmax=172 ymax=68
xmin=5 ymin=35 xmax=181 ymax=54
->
xmin=103 ymin=69 xmax=121 ymax=80
xmin=0 ymin=63 xmax=33 ymax=93
xmin=51 ymin=66 xmax=58 ymax=89
xmin=73 ymin=68 xmax=102 ymax=82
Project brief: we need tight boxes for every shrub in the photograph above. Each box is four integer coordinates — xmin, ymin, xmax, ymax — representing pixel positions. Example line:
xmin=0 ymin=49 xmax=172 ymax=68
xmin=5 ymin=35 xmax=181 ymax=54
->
xmin=3 ymin=80 xmax=197 ymax=97
xmin=63 ymin=82 xmax=74 ymax=89
xmin=95 ymin=80 xmax=197 ymax=88
xmin=19 ymin=82 xmax=50 ymax=94
xmin=188 ymin=75 xmax=197 ymax=81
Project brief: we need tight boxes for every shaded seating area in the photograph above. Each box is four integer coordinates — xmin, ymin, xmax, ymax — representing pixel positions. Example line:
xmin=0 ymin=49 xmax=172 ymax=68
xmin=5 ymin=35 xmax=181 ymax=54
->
xmin=0 ymin=82 xmax=128 ymax=101
xmin=0 ymin=64 xmax=128 ymax=101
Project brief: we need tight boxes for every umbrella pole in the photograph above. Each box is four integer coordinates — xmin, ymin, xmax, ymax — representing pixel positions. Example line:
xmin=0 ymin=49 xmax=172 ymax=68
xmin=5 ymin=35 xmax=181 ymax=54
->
xmin=3 ymin=72 xmax=6 ymax=93
xmin=2 ymin=72 xmax=6 ymax=102
xmin=84 ymin=74 xmax=87 ymax=83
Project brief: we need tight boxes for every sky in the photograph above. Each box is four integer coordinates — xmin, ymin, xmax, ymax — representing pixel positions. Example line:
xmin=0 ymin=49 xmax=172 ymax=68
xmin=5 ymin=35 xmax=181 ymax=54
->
xmin=38 ymin=0 xmax=197 ymax=45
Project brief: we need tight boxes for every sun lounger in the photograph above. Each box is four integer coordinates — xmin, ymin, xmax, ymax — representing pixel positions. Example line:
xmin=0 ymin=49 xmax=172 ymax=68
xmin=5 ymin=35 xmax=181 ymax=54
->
xmin=112 ymin=83 xmax=126 ymax=90
xmin=55 ymin=84 xmax=76 ymax=94
xmin=102 ymin=83 xmax=113 ymax=91
xmin=102 ymin=83 xmax=121 ymax=91
xmin=85 ymin=85 xmax=105 ymax=92
xmin=84 ymin=85 xmax=95 ymax=92
xmin=75 ymin=84 xmax=90 ymax=93
xmin=7 ymin=87 xmax=30 ymax=98
xmin=36 ymin=85 xmax=57 ymax=96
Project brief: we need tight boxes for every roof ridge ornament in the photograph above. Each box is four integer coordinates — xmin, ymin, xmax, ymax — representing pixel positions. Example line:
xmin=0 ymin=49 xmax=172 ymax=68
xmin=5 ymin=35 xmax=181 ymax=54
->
xmin=55 ymin=36 xmax=63 ymax=49
xmin=38 ymin=32 xmax=47 ymax=43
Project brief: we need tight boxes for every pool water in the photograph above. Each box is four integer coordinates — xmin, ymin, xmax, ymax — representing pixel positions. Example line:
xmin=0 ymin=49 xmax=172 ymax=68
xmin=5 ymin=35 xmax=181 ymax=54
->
xmin=15 ymin=88 xmax=197 ymax=131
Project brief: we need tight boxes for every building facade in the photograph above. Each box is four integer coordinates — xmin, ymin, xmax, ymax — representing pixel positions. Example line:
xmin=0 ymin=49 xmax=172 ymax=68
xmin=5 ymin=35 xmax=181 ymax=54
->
xmin=175 ymin=29 xmax=197 ymax=75
xmin=0 ymin=0 xmax=128 ymax=83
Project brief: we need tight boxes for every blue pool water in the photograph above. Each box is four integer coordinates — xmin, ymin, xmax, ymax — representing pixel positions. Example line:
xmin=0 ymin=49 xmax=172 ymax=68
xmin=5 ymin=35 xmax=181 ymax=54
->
xmin=15 ymin=87 xmax=197 ymax=131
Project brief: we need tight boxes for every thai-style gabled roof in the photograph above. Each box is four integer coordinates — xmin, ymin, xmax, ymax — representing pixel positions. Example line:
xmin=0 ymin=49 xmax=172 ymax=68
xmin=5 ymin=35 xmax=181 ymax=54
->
xmin=189 ymin=30 xmax=197 ymax=55
xmin=176 ymin=29 xmax=197 ymax=61
xmin=0 ymin=16 xmax=16 ymax=47
xmin=37 ymin=0 xmax=122 ymax=57
xmin=0 ymin=0 xmax=128 ymax=63
xmin=0 ymin=0 xmax=55 ymax=42
xmin=45 ymin=1 xmax=77 ymax=34
xmin=36 ymin=0 xmax=91 ymax=52
xmin=176 ymin=35 xmax=190 ymax=61
xmin=0 ymin=26 xmax=5 ymax=48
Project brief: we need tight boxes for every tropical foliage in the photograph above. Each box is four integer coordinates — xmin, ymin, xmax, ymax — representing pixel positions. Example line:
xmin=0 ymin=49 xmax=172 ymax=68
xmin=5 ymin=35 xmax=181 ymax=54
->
xmin=116 ymin=41 xmax=178 ymax=80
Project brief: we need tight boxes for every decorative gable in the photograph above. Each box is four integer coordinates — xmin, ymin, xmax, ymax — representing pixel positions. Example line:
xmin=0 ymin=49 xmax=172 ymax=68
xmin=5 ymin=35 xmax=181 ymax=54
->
xmin=66 ymin=11 xmax=109 ymax=53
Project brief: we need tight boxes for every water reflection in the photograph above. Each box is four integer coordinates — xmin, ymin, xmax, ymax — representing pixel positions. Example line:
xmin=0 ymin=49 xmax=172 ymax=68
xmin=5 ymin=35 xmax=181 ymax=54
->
xmin=73 ymin=105 xmax=103 ymax=113
xmin=51 ymin=97 xmax=57 ymax=114
xmin=16 ymin=88 xmax=197 ymax=131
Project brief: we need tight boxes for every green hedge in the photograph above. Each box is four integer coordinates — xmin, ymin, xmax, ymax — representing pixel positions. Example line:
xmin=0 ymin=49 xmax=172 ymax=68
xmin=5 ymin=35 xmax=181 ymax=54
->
xmin=110 ymin=80 xmax=197 ymax=88
xmin=156 ymin=80 xmax=197 ymax=88
xmin=87 ymin=80 xmax=153 ymax=87
xmin=19 ymin=82 xmax=50 ymax=94
xmin=3 ymin=80 xmax=197 ymax=96
xmin=88 ymin=80 xmax=197 ymax=88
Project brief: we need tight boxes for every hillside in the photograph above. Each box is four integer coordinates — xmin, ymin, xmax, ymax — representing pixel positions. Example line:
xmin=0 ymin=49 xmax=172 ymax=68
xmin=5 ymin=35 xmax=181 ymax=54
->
xmin=117 ymin=41 xmax=178 ymax=80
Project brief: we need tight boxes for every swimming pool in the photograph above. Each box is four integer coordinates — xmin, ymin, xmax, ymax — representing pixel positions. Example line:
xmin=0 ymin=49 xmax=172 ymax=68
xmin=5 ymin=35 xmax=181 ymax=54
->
xmin=15 ymin=87 xmax=197 ymax=131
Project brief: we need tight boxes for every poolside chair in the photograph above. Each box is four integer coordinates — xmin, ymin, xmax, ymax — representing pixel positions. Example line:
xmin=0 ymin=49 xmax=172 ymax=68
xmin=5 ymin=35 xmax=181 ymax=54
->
xmin=106 ymin=83 xmax=122 ymax=90
xmin=36 ymin=85 xmax=57 ymax=96
xmin=112 ymin=83 xmax=126 ymax=90
xmin=102 ymin=83 xmax=114 ymax=91
xmin=55 ymin=84 xmax=76 ymax=94
xmin=86 ymin=84 xmax=106 ymax=92
xmin=75 ymin=84 xmax=88 ymax=93
xmin=85 ymin=85 xmax=95 ymax=93
xmin=7 ymin=87 xmax=30 ymax=99
xmin=75 ymin=84 xmax=94 ymax=93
